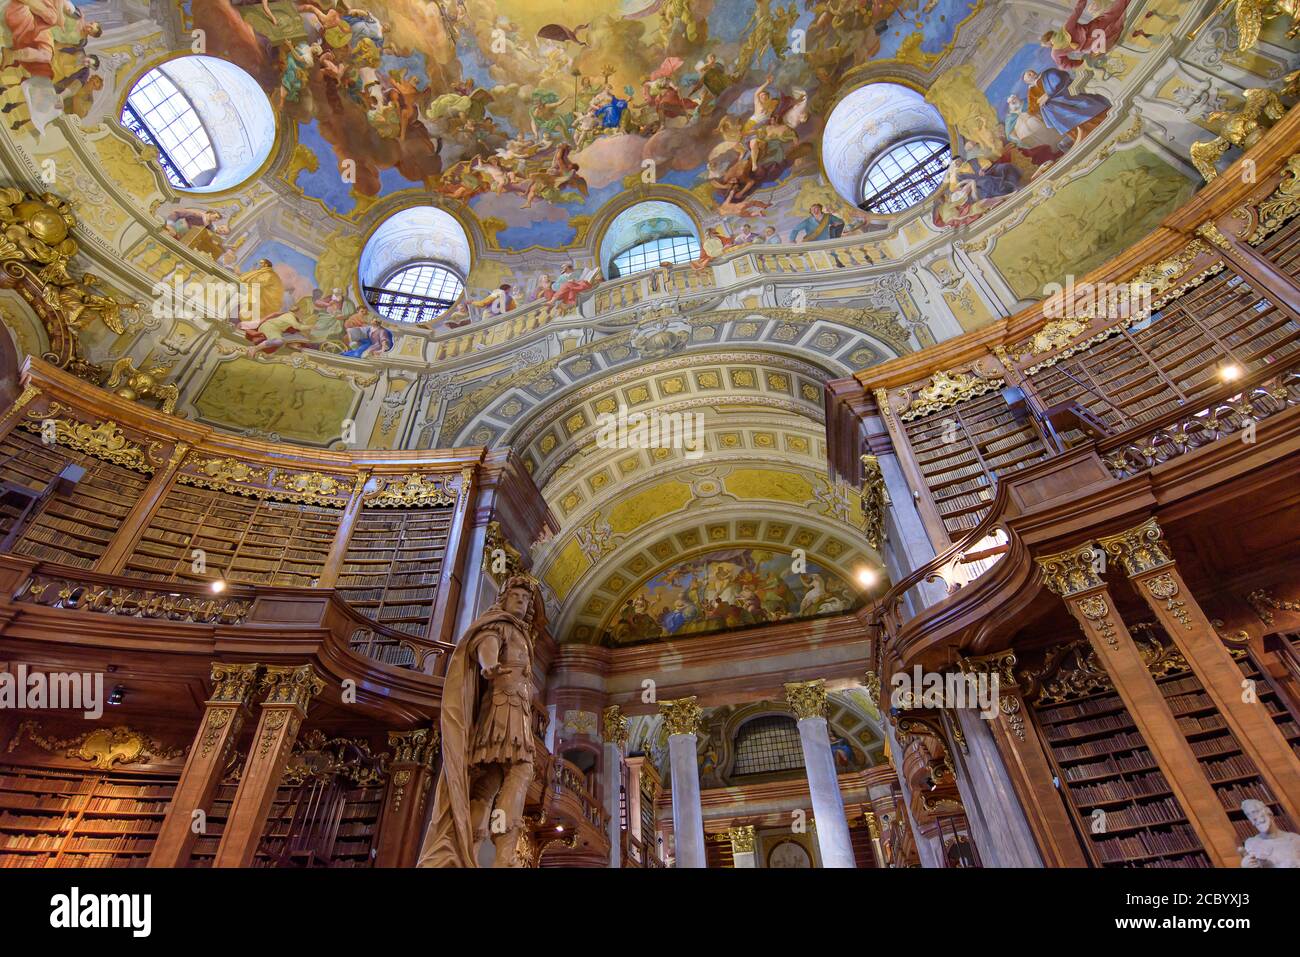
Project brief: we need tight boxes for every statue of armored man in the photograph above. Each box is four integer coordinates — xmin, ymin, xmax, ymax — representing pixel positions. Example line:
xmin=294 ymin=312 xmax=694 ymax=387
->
xmin=418 ymin=575 xmax=545 ymax=867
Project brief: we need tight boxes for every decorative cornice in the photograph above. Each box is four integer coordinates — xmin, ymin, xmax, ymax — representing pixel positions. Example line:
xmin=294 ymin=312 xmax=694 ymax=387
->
xmin=658 ymin=696 xmax=703 ymax=737
xmin=1249 ymin=152 xmax=1300 ymax=243
xmin=1097 ymin=518 xmax=1174 ymax=577
xmin=6 ymin=720 xmax=184 ymax=768
xmin=1035 ymin=542 xmax=1104 ymax=597
xmin=784 ymin=678 xmax=829 ymax=721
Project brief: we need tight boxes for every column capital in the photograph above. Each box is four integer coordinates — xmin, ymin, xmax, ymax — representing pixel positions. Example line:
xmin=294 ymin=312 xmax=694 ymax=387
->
xmin=259 ymin=664 xmax=325 ymax=712
xmin=388 ymin=727 xmax=439 ymax=767
xmin=602 ymin=705 xmax=629 ymax=746
xmin=863 ymin=810 xmax=881 ymax=839
xmin=727 ymin=824 xmax=756 ymax=854
xmin=208 ymin=662 xmax=262 ymax=705
xmin=784 ymin=678 xmax=829 ymax=720
xmin=956 ymin=650 xmax=1018 ymax=688
xmin=658 ymin=696 xmax=702 ymax=736
xmin=1097 ymin=518 xmax=1174 ymax=577
xmin=1036 ymin=541 xmax=1104 ymax=596
xmin=1195 ymin=221 xmax=1231 ymax=249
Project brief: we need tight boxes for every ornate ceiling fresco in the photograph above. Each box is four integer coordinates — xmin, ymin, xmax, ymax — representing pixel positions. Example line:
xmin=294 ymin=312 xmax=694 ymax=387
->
xmin=1 ymin=0 xmax=1297 ymax=642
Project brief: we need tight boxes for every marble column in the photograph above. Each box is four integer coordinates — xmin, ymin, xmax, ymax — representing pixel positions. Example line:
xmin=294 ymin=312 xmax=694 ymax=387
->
xmin=659 ymin=697 xmax=706 ymax=868
xmin=728 ymin=825 xmax=756 ymax=868
xmin=863 ymin=812 xmax=887 ymax=868
xmin=602 ymin=706 xmax=629 ymax=868
xmin=785 ymin=680 xmax=856 ymax=868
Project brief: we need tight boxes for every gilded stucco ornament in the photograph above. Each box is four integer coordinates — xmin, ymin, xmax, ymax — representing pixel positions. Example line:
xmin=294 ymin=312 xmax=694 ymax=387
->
xmin=106 ymin=357 xmax=181 ymax=414
xmin=728 ymin=824 xmax=757 ymax=854
xmin=784 ymin=678 xmax=829 ymax=720
xmin=1187 ymin=0 xmax=1300 ymax=52
xmin=1036 ymin=542 xmax=1104 ymax=597
xmin=658 ymin=696 xmax=703 ymax=737
xmin=900 ymin=369 xmax=1004 ymax=421
xmin=365 ymin=472 xmax=458 ymax=508
xmin=20 ymin=404 xmax=161 ymax=472
xmin=1097 ymin=518 xmax=1174 ymax=576
xmin=860 ymin=453 xmax=891 ymax=551
xmin=0 ymin=189 xmax=136 ymax=379
xmin=1189 ymin=88 xmax=1287 ymax=181
xmin=602 ymin=705 xmax=630 ymax=747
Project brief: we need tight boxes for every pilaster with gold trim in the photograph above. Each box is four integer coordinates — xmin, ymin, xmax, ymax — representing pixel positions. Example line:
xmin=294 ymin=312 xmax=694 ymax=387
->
xmin=1037 ymin=543 xmax=1240 ymax=866
xmin=150 ymin=662 xmax=262 ymax=867
xmin=727 ymin=824 xmax=757 ymax=868
xmin=1195 ymin=220 xmax=1300 ymax=324
xmin=957 ymin=651 xmax=1088 ymax=867
xmin=318 ymin=471 xmax=371 ymax=588
xmin=212 ymin=664 xmax=324 ymax=868
xmin=374 ymin=727 xmax=439 ymax=867
xmin=97 ymin=441 xmax=190 ymax=575
xmin=1099 ymin=519 xmax=1300 ymax=824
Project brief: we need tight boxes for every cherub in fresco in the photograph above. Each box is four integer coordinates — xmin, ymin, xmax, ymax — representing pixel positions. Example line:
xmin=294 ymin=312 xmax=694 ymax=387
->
xmin=1041 ymin=0 xmax=1134 ymax=71
xmin=734 ymin=0 xmax=800 ymax=75
xmin=520 ymin=143 xmax=588 ymax=208
xmin=643 ymin=58 xmax=698 ymax=124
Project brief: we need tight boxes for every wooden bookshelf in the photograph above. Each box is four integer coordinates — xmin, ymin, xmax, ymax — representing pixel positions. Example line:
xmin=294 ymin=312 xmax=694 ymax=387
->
xmin=0 ymin=764 xmax=176 ymax=868
xmin=335 ymin=506 xmax=454 ymax=638
xmin=901 ymin=392 xmax=1049 ymax=539
xmin=0 ymin=429 xmax=150 ymax=568
xmin=1258 ymin=209 xmax=1300 ymax=282
xmin=123 ymin=484 xmax=342 ymax=587
xmin=1027 ymin=269 xmax=1300 ymax=439
xmin=190 ymin=780 xmax=382 ymax=868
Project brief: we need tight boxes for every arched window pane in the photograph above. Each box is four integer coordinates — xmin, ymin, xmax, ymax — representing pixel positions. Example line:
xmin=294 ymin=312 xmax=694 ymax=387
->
xmin=732 ymin=716 xmax=805 ymax=776
xmin=611 ymin=234 xmax=700 ymax=278
xmin=121 ymin=70 xmax=217 ymax=189
xmin=860 ymin=137 xmax=951 ymax=215
xmin=364 ymin=262 xmax=465 ymax=324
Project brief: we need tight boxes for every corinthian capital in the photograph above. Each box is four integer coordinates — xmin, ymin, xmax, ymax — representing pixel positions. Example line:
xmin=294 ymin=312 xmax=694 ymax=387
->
xmin=208 ymin=662 xmax=262 ymax=705
xmin=1097 ymin=518 xmax=1173 ymax=577
xmin=1036 ymin=542 xmax=1104 ymax=597
xmin=784 ymin=678 xmax=829 ymax=720
xmin=602 ymin=705 xmax=629 ymax=746
xmin=658 ymin=697 xmax=703 ymax=737
xmin=260 ymin=664 xmax=325 ymax=711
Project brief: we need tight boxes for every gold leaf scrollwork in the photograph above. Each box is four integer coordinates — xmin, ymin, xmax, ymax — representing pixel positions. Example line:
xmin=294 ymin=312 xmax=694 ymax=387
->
xmin=20 ymin=406 xmax=160 ymax=472
xmin=365 ymin=472 xmax=458 ymax=508
xmin=860 ymin=454 xmax=891 ymax=552
xmin=900 ymin=370 xmax=1004 ymax=421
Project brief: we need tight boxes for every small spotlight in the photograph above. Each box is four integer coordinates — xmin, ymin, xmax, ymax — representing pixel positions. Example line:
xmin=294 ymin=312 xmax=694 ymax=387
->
xmin=856 ymin=567 xmax=878 ymax=588
xmin=210 ymin=579 xmax=227 ymax=593
xmin=555 ymin=825 xmax=564 ymax=832
xmin=1219 ymin=363 xmax=1243 ymax=382
xmin=108 ymin=685 xmax=125 ymax=706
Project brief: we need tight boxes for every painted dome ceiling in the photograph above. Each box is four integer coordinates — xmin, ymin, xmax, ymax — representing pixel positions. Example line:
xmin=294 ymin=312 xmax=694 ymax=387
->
xmin=2 ymin=0 xmax=1296 ymax=641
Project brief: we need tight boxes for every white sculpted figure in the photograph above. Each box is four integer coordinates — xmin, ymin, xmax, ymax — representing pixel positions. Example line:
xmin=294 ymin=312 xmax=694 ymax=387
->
xmin=1239 ymin=799 xmax=1300 ymax=868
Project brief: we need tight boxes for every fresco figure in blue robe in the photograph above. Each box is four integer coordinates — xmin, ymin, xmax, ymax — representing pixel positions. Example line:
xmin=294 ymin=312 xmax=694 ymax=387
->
xmin=1023 ymin=68 xmax=1110 ymax=144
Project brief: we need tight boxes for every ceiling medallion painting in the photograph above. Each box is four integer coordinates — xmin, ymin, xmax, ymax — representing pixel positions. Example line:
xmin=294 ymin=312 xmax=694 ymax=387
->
xmin=603 ymin=545 xmax=858 ymax=645
xmin=186 ymin=0 xmax=981 ymax=250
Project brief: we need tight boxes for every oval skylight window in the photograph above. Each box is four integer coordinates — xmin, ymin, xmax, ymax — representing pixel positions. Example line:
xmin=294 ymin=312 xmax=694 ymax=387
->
xmin=600 ymin=201 xmax=701 ymax=278
xmin=822 ymin=82 xmax=950 ymax=214
xmin=358 ymin=206 xmax=473 ymax=325
xmin=120 ymin=55 xmax=275 ymax=193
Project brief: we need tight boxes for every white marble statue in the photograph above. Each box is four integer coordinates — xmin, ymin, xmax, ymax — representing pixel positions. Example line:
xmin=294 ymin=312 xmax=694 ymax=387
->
xmin=1239 ymin=799 xmax=1300 ymax=868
